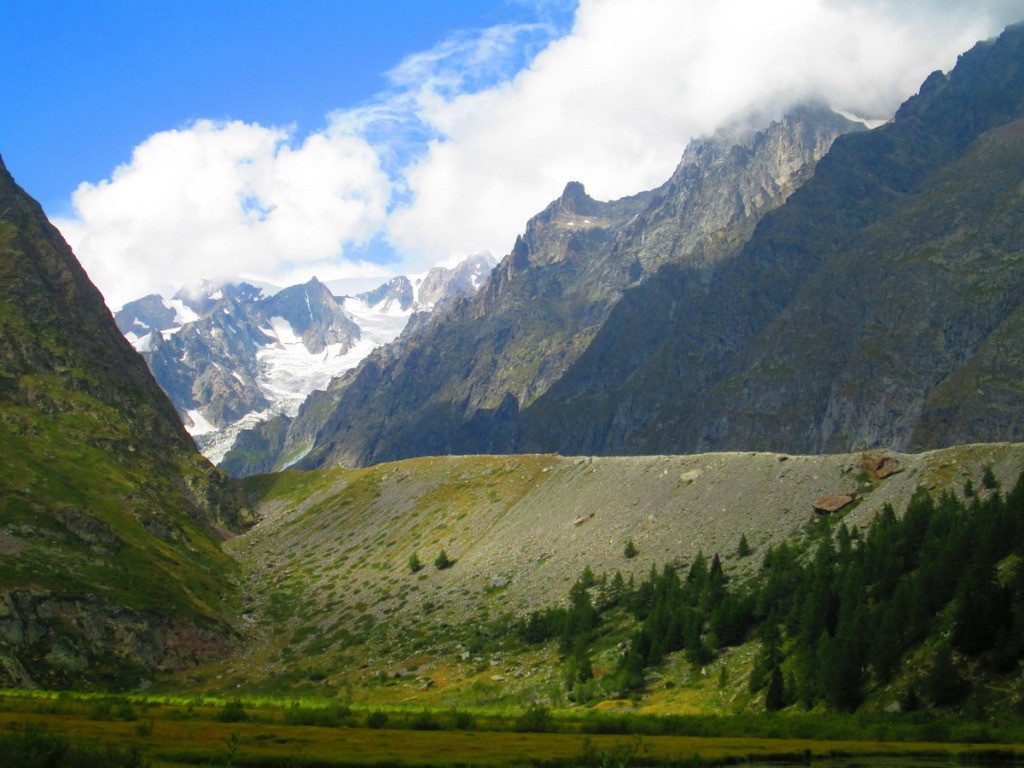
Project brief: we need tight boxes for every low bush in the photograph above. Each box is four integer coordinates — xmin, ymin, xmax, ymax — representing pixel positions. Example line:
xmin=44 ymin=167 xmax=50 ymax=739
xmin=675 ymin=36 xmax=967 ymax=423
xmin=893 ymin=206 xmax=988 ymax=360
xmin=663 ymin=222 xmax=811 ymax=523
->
xmin=514 ymin=705 xmax=554 ymax=733
xmin=217 ymin=698 xmax=249 ymax=723
xmin=366 ymin=710 xmax=389 ymax=729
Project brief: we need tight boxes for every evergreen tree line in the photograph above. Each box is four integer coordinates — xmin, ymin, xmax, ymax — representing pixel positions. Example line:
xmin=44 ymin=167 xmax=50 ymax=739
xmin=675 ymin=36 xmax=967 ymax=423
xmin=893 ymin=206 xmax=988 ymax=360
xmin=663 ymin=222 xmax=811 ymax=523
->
xmin=517 ymin=468 xmax=1024 ymax=712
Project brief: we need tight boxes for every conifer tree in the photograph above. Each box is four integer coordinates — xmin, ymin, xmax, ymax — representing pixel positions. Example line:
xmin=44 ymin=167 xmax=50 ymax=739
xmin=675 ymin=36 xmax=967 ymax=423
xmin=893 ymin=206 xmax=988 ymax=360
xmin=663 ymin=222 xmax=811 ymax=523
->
xmin=408 ymin=551 xmax=423 ymax=573
xmin=434 ymin=549 xmax=453 ymax=570
xmin=766 ymin=663 xmax=785 ymax=711
xmin=737 ymin=533 xmax=753 ymax=558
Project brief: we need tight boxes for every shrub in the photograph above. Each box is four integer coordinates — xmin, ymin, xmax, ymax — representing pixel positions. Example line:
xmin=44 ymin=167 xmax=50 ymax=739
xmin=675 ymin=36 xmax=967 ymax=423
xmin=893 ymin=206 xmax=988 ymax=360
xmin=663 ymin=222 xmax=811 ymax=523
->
xmin=408 ymin=552 xmax=423 ymax=573
xmin=283 ymin=702 xmax=352 ymax=727
xmin=217 ymin=699 xmax=249 ymax=723
xmin=366 ymin=710 xmax=389 ymax=729
xmin=624 ymin=539 xmax=639 ymax=559
xmin=0 ymin=723 xmax=146 ymax=768
xmin=447 ymin=709 xmax=476 ymax=730
xmin=514 ymin=704 xmax=554 ymax=733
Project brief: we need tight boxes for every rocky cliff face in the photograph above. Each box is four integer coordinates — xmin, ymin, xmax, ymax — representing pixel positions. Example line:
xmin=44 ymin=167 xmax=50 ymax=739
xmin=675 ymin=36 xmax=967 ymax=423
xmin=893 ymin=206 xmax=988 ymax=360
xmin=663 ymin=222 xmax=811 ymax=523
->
xmin=416 ymin=252 xmax=496 ymax=308
xmin=0 ymin=154 xmax=244 ymax=688
xmin=224 ymin=103 xmax=861 ymax=473
xmin=521 ymin=22 xmax=1024 ymax=457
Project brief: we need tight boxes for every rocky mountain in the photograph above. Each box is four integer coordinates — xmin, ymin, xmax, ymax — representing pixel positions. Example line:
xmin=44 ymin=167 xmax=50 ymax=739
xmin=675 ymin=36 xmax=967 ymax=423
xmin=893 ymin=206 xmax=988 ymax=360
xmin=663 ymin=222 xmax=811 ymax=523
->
xmin=115 ymin=253 xmax=495 ymax=464
xmin=519 ymin=21 xmax=1024 ymax=457
xmin=223 ymin=102 xmax=864 ymax=474
xmin=0 ymin=154 xmax=245 ymax=688
xmin=355 ymin=252 xmax=495 ymax=312
xmin=226 ymin=24 xmax=1024 ymax=474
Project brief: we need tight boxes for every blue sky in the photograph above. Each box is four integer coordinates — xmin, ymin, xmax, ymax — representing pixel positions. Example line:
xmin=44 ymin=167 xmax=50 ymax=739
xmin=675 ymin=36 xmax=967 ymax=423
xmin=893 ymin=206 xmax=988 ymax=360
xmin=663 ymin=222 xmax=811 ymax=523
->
xmin=2 ymin=0 xmax=572 ymax=216
xmin=3 ymin=1 xmax=1020 ymax=309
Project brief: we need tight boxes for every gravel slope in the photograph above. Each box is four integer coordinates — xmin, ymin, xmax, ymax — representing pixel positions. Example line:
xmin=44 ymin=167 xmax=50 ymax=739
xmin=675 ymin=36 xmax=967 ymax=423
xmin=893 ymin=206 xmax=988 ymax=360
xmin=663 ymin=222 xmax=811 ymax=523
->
xmin=233 ymin=444 xmax=1024 ymax=650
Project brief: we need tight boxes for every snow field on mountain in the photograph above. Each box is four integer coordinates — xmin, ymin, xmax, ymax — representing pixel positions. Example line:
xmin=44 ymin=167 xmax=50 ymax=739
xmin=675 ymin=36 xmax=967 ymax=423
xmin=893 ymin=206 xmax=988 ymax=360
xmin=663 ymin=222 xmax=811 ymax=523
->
xmin=188 ymin=300 xmax=413 ymax=463
xmin=186 ymin=408 xmax=219 ymax=436
xmin=342 ymin=295 xmax=411 ymax=340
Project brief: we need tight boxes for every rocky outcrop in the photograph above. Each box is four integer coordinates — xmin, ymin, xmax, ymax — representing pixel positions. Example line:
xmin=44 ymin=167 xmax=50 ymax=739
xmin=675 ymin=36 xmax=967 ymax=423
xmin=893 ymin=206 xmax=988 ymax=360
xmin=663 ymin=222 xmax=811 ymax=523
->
xmin=0 ymin=590 xmax=231 ymax=689
xmin=354 ymin=254 xmax=496 ymax=313
xmin=415 ymin=252 xmax=496 ymax=308
xmin=812 ymin=494 xmax=856 ymax=514
xmin=358 ymin=276 xmax=416 ymax=312
xmin=115 ymin=293 xmax=179 ymax=337
xmin=263 ymin=278 xmax=360 ymax=355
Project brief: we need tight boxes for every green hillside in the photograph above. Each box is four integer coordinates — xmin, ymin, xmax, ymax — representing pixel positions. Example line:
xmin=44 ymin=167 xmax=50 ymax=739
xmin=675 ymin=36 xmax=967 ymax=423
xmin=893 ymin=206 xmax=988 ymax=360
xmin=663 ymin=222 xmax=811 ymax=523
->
xmin=174 ymin=444 xmax=1024 ymax=721
xmin=0 ymin=158 xmax=246 ymax=689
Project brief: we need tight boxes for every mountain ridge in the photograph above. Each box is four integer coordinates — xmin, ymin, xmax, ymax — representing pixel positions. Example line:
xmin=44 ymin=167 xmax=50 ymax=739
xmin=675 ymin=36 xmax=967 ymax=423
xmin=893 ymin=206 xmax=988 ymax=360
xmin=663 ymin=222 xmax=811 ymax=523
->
xmin=225 ymin=102 xmax=862 ymax=474
xmin=117 ymin=255 xmax=496 ymax=464
xmin=518 ymin=21 xmax=1024 ymax=457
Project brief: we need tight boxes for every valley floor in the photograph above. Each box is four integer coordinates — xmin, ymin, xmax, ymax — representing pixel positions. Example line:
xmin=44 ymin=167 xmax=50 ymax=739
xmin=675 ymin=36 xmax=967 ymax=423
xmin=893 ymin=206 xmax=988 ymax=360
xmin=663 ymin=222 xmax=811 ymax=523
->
xmin=3 ymin=690 xmax=1024 ymax=768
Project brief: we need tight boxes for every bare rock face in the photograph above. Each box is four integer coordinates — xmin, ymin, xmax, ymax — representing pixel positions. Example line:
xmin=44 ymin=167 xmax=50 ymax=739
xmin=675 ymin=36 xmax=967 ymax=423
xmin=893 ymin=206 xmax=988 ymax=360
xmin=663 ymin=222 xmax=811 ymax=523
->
xmin=115 ymin=293 xmax=177 ymax=337
xmin=358 ymin=275 xmax=416 ymax=312
xmin=416 ymin=253 xmax=496 ymax=308
xmin=263 ymin=278 xmax=360 ymax=355
xmin=0 ymin=591 xmax=233 ymax=689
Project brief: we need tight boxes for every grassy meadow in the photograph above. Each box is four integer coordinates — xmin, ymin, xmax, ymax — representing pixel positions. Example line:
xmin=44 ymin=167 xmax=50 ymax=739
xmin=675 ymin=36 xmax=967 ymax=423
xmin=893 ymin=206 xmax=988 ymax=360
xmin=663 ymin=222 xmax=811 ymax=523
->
xmin=3 ymin=689 xmax=1024 ymax=767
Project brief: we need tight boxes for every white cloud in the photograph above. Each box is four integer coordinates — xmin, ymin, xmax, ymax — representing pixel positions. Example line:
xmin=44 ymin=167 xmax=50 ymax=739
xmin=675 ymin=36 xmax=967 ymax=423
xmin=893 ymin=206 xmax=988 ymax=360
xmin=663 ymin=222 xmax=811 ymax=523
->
xmin=56 ymin=120 xmax=391 ymax=309
xmin=386 ymin=0 xmax=1022 ymax=266
xmin=57 ymin=0 xmax=1021 ymax=308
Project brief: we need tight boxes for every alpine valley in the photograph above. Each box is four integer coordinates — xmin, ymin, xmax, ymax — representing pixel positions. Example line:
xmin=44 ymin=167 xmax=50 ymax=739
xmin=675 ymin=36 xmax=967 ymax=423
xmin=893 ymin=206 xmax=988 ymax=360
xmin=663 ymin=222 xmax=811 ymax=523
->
xmin=3 ymin=20 xmax=1024 ymax=768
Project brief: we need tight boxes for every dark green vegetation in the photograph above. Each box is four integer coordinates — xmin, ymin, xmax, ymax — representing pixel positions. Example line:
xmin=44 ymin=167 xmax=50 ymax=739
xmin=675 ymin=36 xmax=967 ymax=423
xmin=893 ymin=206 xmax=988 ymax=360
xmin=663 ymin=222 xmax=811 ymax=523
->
xmin=225 ymin=22 xmax=1024 ymax=474
xmin=0 ymin=156 xmax=247 ymax=689
xmin=0 ymin=723 xmax=145 ymax=768
xmin=519 ymin=470 xmax=1024 ymax=718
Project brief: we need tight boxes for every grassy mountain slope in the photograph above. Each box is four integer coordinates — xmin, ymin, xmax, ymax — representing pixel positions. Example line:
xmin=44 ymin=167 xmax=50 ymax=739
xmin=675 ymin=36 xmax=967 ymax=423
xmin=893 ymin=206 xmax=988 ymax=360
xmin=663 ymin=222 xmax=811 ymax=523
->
xmin=191 ymin=443 xmax=1024 ymax=715
xmin=0 ymin=155 xmax=246 ymax=689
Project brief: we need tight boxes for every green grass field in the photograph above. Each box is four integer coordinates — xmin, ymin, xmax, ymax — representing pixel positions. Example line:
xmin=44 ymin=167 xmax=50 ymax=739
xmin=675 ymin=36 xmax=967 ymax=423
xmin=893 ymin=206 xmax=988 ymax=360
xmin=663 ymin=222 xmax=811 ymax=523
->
xmin=2 ymin=690 xmax=1022 ymax=768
